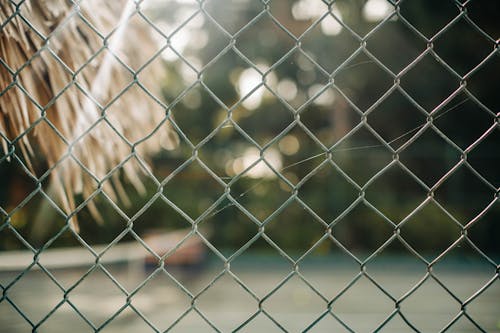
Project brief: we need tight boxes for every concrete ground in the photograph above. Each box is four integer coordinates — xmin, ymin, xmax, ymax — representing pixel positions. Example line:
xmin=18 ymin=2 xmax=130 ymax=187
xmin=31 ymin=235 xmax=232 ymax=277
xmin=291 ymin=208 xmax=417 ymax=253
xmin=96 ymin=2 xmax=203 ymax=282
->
xmin=0 ymin=255 xmax=498 ymax=332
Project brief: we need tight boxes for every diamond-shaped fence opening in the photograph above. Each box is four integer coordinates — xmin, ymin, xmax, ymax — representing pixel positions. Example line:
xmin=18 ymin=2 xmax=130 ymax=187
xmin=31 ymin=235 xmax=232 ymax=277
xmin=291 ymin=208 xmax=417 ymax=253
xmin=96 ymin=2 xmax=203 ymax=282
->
xmin=0 ymin=0 xmax=499 ymax=332
xmin=400 ymin=276 xmax=461 ymax=331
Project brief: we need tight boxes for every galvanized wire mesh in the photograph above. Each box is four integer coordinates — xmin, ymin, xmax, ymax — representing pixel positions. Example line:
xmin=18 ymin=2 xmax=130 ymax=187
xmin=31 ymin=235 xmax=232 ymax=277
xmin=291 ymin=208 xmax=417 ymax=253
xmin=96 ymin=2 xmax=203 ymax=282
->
xmin=0 ymin=0 xmax=499 ymax=332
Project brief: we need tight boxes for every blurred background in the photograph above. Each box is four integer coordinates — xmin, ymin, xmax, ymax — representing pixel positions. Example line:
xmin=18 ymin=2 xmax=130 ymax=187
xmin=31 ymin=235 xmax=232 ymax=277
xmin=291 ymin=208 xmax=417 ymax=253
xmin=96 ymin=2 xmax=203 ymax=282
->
xmin=0 ymin=0 xmax=499 ymax=332
xmin=1 ymin=0 xmax=498 ymax=260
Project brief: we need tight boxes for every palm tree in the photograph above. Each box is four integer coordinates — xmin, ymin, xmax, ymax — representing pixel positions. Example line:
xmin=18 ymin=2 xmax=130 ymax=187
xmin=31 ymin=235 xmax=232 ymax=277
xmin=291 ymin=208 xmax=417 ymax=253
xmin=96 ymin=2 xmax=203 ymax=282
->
xmin=0 ymin=1 xmax=177 ymax=230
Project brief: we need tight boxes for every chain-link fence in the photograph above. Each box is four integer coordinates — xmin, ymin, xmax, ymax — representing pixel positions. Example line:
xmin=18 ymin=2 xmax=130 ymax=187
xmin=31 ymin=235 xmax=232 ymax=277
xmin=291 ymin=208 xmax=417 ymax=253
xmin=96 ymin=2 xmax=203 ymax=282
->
xmin=1 ymin=0 xmax=499 ymax=332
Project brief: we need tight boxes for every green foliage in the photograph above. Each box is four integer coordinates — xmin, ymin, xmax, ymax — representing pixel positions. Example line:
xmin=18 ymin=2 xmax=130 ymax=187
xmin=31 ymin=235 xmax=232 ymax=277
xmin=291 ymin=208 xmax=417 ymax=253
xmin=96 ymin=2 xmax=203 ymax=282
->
xmin=1 ymin=0 xmax=498 ymax=256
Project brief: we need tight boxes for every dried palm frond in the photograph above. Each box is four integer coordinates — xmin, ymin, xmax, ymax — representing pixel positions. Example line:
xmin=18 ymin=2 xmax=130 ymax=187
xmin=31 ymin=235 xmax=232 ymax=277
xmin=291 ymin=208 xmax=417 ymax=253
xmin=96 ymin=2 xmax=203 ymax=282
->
xmin=0 ymin=0 xmax=178 ymax=231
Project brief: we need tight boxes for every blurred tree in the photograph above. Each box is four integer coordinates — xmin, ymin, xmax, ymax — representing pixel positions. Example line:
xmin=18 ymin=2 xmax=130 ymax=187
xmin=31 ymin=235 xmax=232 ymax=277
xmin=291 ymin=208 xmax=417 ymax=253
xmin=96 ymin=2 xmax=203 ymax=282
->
xmin=1 ymin=0 xmax=498 ymax=257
